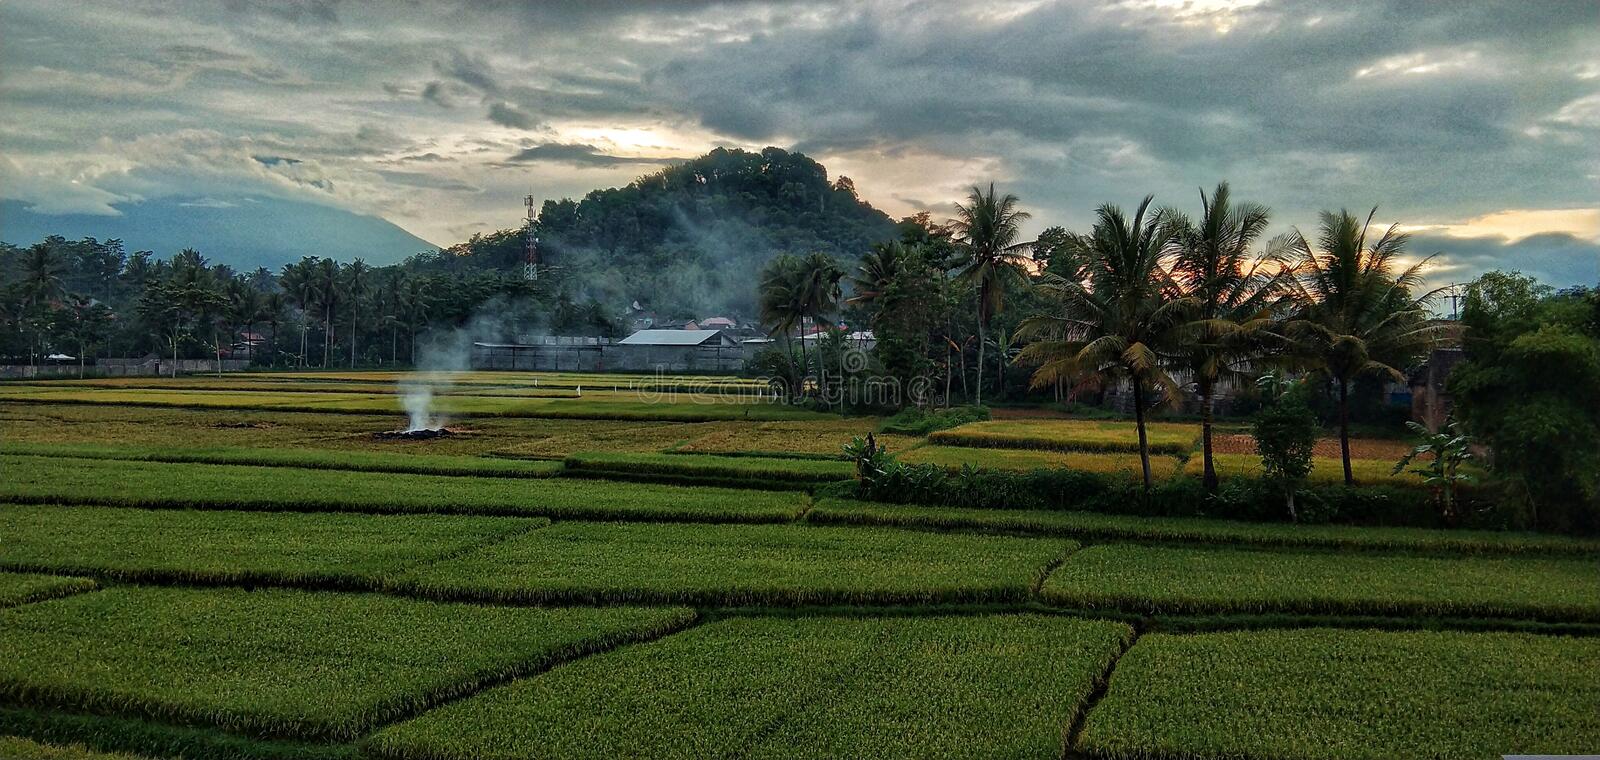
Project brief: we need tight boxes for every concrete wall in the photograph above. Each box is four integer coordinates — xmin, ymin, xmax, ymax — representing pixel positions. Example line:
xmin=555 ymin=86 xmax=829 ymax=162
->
xmin=472 ymin=341 xmax=746 ymax=373
xmin=0 ymin=358 xmax=250 ymax=379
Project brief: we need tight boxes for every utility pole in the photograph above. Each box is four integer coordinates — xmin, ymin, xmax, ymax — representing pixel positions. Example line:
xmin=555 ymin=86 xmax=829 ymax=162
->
xmin=523 ymin=194 xmax=540 ymax=282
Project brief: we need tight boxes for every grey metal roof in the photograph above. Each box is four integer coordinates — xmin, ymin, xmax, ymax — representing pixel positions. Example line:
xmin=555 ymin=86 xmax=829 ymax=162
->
xmin=618 ymin=329 xmax=728 ymax=346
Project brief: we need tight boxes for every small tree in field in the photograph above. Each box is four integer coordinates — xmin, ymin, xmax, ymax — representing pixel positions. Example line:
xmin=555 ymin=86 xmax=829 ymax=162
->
xmin=1393 ymin=418 xmax=1473 ymax=525
xmin=1253 ymin=373 xmax=1318 ymax=521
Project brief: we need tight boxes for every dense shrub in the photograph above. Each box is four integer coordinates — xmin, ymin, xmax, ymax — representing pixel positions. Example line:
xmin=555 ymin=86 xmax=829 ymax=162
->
xmin=876 ymin=405 xmax=990 ymax=436
xmin=833 ymin=446 xmax=1488 ymax=529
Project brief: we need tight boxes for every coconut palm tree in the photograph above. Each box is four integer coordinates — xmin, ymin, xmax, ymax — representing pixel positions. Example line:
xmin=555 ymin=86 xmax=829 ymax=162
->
xmin=758 ymin=254 xmax=808 ymax=390
xmin=950 ymin=183 xmax=1032 ymax=405
xmin=1284 ymin=208 xmax=1448 ymax=485
xmin=1165 ymin=182 xmax=1296 ymax=494
xmin=344 ymin=258 xmax=369 ymax=367
xmin=1017 ymin=196 xmax=1190 ymax=492
xmin=279 ymin=257 xmax=320 ymax=367
xmin=315 ymin=258 xmax=341 ymax=367
xmin=262 ymin=291 xmax=287 ymax=366
xmin=848 ymin=241 xmax=908 ymax=307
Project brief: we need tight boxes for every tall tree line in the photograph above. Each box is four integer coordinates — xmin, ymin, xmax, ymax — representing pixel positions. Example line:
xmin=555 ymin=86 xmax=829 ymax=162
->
xmin=802 ymin=183 xmax=1456 ymax=495
xmin=0 ymin=237 xmax=621 ymax=372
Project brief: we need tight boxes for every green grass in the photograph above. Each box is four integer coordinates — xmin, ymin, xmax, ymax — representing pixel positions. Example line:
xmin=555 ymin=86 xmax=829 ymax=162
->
xmin=393 ymin=522 xmax=1074 ymax=606
xmin=0 ymin=455 xmax=807 ymax=523
xmin=0 ymin=572 xmax=96 ymax=608
xmin=1077 ymin=628 xmax=1600 ymax=759
xmin=0 ymin=442 xmax=563 ymax=478
xmin=564 ymin=451 xmax=854 ymax=485
xmin=0 ymin=388 xmax=827 ymax=422
xmin=0 ymin=736 xmax=156 ymax=760
xmin=368 ymin=614 xmax=1134 ymax=760
xmin=1042 ymin=544 xmax=1600 ymax=621
xmin=240 ymin=369 xmax=768 ymax=390
xmin=806 ymin=499 xmax=1600 ymax=556
xmin=928 ymin=419 xmax=1199 ymax=455
xmin=898 ymin=445 xmax=1182 ymax=478
xmin=0 ymin=504 xmax=542 ymax=589
xmin=0 ymin=587 xmax=692 ymax=741
xmin=2 ymin=379 xmax=580 ymax=397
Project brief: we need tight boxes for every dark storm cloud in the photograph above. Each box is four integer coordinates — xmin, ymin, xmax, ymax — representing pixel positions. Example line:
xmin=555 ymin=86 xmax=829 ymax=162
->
xmin=435 ymin=50 xmax=501 ymax=96
xmin=1 ymin=0 xmax=1595 ymax=279
xmin=1412 ymin=233 xmax=1600 ymax=288
xmin=487 ymin=102 xmax=538 ymax=130
xmin=222 ymin=0 xmax=341 ymax=25
xmin=504 ymin=143 xmax=681 ymax=167
xmin=374 ymin=170 xmax=482 ymax=193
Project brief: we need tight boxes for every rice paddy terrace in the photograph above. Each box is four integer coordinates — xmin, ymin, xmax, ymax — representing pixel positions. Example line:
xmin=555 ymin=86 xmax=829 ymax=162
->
xmin=0 ymin=370 xmax=1596 ymax=759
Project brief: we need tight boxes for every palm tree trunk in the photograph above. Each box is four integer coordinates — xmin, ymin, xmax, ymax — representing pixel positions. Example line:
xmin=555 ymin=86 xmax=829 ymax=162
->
xmin=994 ymin=332 xmax=1006 ymax=401
xmin=798 ymin=321 xmax=810 ymax=398
xmin=1200 ymin=378 xmax=1218 ymax=495
xmin=1132 ymin=378 xmax=1152 ymax=492
xmin=975 ymin=318 xmax=985 ymax=406
xmin=782 ymin=332 xmax=797 ymax=396
xmin=1338 ymin=377 xmax=1353 ymax=486
xmin=943 ymin=327 xmax=953 ymax=409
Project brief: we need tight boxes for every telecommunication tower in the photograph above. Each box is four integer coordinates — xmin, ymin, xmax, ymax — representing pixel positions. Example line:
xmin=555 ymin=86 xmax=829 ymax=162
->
xmin=523 ymin=194 xmax=539 ymax=281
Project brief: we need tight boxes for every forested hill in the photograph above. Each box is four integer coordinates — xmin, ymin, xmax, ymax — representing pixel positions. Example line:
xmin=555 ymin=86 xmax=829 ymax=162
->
xmin=419 ymin=147 xmax=897 ymax=318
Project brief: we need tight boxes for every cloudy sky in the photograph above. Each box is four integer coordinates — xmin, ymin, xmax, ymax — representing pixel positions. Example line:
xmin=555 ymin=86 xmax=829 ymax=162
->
xmin=2 ymin=0 xmax=1597 ymax=285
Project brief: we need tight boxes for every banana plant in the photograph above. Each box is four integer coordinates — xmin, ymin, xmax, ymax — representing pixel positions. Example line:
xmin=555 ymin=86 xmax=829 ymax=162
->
xmin=1393 ymin=418 xmax=1474 ymax=524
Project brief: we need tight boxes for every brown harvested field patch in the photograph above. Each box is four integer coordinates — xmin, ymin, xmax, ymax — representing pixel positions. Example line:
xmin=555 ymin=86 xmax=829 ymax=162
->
xmin=1212 ymin=433 xmax=1413 ymax=461
xmin=676 ymin=419 xmax=919 ymax=457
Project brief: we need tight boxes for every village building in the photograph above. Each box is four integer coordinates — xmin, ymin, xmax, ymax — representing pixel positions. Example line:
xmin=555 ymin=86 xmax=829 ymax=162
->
xmin=472 ymin=328 xmax=745 ymax=372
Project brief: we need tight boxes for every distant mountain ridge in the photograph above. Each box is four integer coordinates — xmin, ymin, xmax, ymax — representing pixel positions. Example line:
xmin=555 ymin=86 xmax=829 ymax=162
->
xmin=0 ymin=196 xmax=437 ymax=271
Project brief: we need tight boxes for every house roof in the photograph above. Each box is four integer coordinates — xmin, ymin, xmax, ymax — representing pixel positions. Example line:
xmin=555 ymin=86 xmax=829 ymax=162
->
xmin=618 ymin=329 xmax=730 ymax=346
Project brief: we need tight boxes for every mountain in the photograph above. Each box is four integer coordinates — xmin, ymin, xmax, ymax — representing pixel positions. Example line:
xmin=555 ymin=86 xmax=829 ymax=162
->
xmin=0 ymin=196 xmax=438 ymax=271
xmin=418 ymin=147 xmax=899 ymax=318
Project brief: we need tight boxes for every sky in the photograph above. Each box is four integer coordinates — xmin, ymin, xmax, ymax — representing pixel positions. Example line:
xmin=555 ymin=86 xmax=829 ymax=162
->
xmin=1 ymin=0 xmax=1597 ymax=287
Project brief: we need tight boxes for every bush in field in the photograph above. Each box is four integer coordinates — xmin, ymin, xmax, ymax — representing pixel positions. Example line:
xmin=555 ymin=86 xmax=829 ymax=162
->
xmin=876 ymin=405 xmax=989 ymax=436
xmin=1252 ymin=374 xmax=1319 ymax=521
xmin=829 ymin=430 xmax=1452 ymax=528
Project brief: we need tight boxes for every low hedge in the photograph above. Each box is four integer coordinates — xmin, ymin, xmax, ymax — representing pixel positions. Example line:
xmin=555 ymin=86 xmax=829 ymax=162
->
xmin=876 ymin=405 xmax=990 ymax=436
xmin=825 ymin=458 xmax=1483 ymax=529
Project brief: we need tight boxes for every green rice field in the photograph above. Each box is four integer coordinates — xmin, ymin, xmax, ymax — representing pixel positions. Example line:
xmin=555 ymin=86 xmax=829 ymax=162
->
xmin=0 ymin=369 xmax=1594 ymax=758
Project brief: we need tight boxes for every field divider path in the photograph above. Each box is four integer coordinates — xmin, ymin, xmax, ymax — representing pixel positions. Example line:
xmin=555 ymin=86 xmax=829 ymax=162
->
xmin=348 ymin=611 xmax=711 ymax=747
xmin=0 ymin=706 xmax=360 ymax=760
xmin=0 ymin=573 xmax=101 ymax=610
xmin=0 ymin=444 xmax=565 ymax=480
xmin=380 ymin=519 xmax=555 ymax=581
xmin=806 ymin=498 xmax=1600 ymax=557
xmin=1062 ymin=625 xmax=1143 ymax=760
